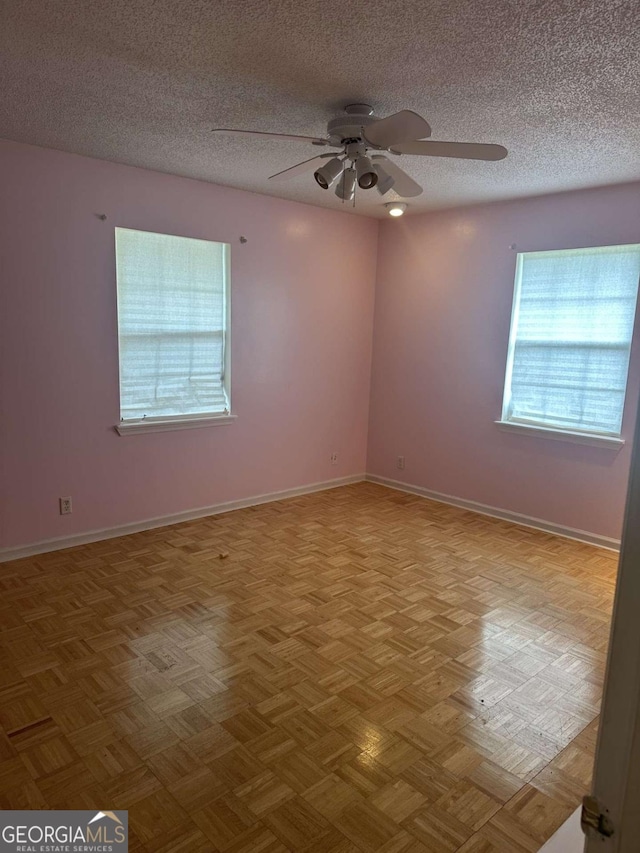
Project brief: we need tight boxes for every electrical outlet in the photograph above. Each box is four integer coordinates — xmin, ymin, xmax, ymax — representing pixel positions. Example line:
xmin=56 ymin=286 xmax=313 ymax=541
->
xmin=397 ymin=456 xmax=405 ymax=470
xmin=330 ymin=452 xmax=338 ymax=465
xmin=59 ymin=496 xmax=72 ymax=515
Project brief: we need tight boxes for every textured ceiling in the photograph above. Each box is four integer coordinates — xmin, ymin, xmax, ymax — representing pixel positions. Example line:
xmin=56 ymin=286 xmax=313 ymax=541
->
xmin=1 ymin=0 xmax=638 ymax=218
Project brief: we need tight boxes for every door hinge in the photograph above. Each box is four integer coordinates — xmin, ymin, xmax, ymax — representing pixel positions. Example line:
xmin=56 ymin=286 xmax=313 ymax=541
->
xmin=581 ymin=795 xmax=615 ymax=839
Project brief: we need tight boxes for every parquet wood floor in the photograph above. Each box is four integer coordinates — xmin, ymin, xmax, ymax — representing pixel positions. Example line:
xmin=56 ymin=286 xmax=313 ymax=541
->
xmin=0 ymin=483 xmax=618 ymax=852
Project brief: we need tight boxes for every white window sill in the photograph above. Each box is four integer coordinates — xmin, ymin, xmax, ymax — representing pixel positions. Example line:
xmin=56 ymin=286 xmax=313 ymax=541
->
xmin=116 ymin=414 xmax=237 ymax=436
xmin=495 ymin=420 xmax=624 ymax=448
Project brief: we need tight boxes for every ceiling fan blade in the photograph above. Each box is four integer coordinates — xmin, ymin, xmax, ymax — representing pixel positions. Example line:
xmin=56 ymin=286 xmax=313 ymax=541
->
xmin=393 ymin=140 xmax=508 ymax=160
xmin=364 ymin=110 xmax=431 ymax=148
xmin=211 ymin=128 xmax=331 ymax=146
xmin=372 ymin=156 xmax=423 ymax=197
xmin=268 ymin=154 xmax=336 ymax=182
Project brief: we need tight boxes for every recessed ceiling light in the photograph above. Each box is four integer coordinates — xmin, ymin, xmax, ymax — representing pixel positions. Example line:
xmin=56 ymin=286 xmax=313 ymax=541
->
xmin=385 ymin=202 xmax=407 ymax=217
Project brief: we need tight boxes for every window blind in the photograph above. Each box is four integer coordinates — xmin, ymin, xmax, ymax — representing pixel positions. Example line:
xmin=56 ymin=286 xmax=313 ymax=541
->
xmin=503 ymin=244 xmax=640 ymax=436
xmin=115 ymin=228 xmax=230 ymax=421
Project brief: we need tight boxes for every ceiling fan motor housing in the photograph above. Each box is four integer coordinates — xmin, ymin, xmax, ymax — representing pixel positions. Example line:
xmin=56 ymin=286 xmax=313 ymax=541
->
xmin=327 ymin=105 xmax=379 ymax=147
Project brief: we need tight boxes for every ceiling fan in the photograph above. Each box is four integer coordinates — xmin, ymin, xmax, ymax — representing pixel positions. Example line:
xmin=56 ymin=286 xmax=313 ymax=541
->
xmin=212 ymin=104 xmax=508 ymax=205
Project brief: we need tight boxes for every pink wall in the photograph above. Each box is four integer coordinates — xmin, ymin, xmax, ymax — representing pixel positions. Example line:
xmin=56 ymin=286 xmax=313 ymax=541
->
xmin=0 ymin=140 xmax=378 ymax=550
xmin=367 ymin=183 xmax=640 ymax=541
xmin=2 ymin=138 xmax=638 ymax=552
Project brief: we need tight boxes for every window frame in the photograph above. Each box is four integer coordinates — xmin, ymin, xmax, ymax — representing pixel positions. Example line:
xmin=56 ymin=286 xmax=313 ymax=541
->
xmin=496 ymin=245 xmax=640 ymax=448
xmin=114 ymin=227 xmax=233 ymax=436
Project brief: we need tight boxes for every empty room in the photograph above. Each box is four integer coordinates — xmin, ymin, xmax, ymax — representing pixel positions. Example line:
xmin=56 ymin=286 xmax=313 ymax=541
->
xmin=1 ymin=1 xmax=640 ymax=851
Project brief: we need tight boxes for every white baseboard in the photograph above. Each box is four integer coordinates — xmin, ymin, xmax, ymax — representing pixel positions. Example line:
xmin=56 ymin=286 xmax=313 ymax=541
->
xmin=538 ymin=808 xmax=583 ymax=852
xmin=0 ymin=475 xmax=365 ymax=563
xmin=366 ymin=474 xmax=620 ymax=552
xmin=1 ymin=472 xmax=619 ymax=563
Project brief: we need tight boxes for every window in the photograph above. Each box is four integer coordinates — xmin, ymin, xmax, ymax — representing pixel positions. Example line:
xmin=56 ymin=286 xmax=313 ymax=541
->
xmin=115 ymin=228 xmax=231 ymax=431
xmin=501 ymin=244 xmax=640 ymax=439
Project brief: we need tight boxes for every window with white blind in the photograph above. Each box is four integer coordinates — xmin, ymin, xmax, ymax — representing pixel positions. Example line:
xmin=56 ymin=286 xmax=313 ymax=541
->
xmin=501 ymin=244 xmax=640 ymax=439
xmin=115 ymin=228 xmax=231 ymax=431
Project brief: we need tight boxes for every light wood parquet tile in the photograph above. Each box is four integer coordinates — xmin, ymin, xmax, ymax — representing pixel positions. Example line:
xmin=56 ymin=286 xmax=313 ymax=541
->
xmin=0 ymin=483 xmax=617 ymax=850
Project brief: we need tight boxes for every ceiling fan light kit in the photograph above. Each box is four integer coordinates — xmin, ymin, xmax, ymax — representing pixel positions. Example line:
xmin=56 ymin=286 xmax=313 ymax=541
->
xmin=336 ymin=167 xmax=357 ymax=201
xmin=313 ymin=156 xmax=343 ymax=189
xmin=355 ymin=154 xmax=378 ymax=189
xmin=211 ymin=103 xmax=507 ymax=211
xmin=373 ymin=162 xmax=395 ymax=196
